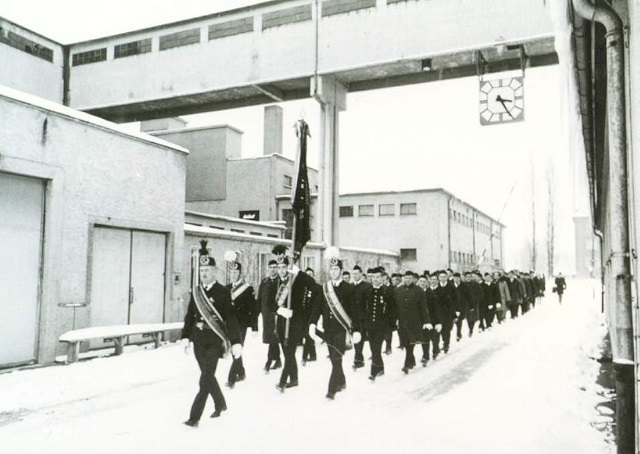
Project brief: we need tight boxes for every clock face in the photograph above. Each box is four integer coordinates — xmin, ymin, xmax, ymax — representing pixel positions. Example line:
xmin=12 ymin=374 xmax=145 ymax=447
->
xmin=479 ymin=76 xmax=524 ymax=125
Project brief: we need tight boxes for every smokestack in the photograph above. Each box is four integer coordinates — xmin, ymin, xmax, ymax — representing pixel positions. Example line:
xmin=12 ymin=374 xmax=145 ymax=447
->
xmin=263 ymin=105 xmax=283 ymax=155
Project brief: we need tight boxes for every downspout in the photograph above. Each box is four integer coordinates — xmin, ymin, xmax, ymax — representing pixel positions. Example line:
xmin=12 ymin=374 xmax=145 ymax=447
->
xmin=571 ymin=1 xmax=634 ymax=453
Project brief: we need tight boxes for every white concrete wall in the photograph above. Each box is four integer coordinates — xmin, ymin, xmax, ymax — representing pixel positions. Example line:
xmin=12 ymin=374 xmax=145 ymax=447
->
xmin=66 ymin=0 xmax=554 ymax=110
xmin=0 ymin=18 xmax=64 ymax=103
xmin=0 ymin=87 xmax=186 ymax=363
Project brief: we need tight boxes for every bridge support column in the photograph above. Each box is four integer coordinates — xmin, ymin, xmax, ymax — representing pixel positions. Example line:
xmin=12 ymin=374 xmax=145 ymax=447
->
xmin=311 ymin=75 xmax=347 ymax=248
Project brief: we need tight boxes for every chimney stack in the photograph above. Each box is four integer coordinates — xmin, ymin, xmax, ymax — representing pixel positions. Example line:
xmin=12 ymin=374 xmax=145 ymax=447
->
xmin=263 ymin=105 xmax=283 ymax=155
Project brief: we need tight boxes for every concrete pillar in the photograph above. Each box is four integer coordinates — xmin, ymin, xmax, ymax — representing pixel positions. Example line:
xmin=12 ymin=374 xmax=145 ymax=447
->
xmin=311 ymin=75 xmax=347 ymax=247
xmin=263 ymin=105 xmax=283 ymax=155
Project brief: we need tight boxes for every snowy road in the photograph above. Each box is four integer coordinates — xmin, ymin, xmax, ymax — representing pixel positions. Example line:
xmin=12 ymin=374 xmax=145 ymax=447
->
xmin=0 ymin=280 xmax=613 ymax=453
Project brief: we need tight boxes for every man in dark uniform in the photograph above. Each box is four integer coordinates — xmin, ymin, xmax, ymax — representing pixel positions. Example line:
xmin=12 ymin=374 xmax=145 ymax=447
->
xmin=273 ymin=246 xmax=318 ymax=392
xmin=435 ymin=270 xmax=456 ymax=353
xmin=506 ymin=270 xmax=523 ymax=318
xmin=360 ymin=267 xmax=396 ymax=380
xmin=350 ymin=265 xmax=371 ymax=370
xmin=394 ymin=270 xmax=430 ymax=374
xmin=451 ymin=272 xmax=469 ymax=342
xmin=464 ymin=272 xmax=482 ymax=337
xmin=257 ymin=258 xmax=281 ymax=373
xmin=308 ymin=253 xmax=362 ymax=399
xmin=423 ymin=274 xmax=440 ymax=362
xmin=554 ymin=272 xmax=567 ymax=303
xmin=181 ymin=240 xmax=242 ymax=428
xmin=225 ymin=255 xmax=258 ymax=388
xmin=482 ymin=273 xmax=500 ymax=329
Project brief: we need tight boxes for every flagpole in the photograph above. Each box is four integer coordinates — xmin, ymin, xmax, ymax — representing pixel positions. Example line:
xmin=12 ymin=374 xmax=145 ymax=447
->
xmin=284 ymin=216 xmax=297 ymax=346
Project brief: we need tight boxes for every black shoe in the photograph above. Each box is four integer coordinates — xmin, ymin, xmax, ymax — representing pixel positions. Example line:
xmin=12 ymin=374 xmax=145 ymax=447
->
xmin=369 ymin=375 xmax=376 ymax=381
xmin=285 ymin=380 xmax=298 ymax=388
xmin=225 ymin=381 xmax=235 ymax=389
xmin=183 ymin=419 xmax=199 ymax=427
xmin=237 ymin=373 xmax=246 ymax=382
xmin=264 ymin=361 xmax=271 ymax=373
xmin=337 ymin=383 xmax=346 ymax=392
xmin=421 ymin=357 xmax=429 ymax=367
xmin=271 ymin=359 xmax=282 ymax=370
xmin=401 ymin=367 xmax=409 ymax=374
xmin=384 ymin=349 xmax=392 ymax=355
xmin=326 ymin=392 xmax=335 ymax=400
xmin=210 ymin=404 xmax=227 ymax=418
xmin=443 ymin=347 xmax=449 ymax=354
xmin=456 ymin=336 xmax=462 ymax=342
xmin=352 ymin=362 xmax=364 ymax=370
xmin=308 ymin=356 xmax=317 ymax=362
xmin=275 ymin=383 xmax=285 ymax=393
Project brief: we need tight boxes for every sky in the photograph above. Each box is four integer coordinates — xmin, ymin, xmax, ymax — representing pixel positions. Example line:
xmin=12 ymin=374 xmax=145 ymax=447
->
xmin=1 ymin=0 xmax=590 ymax=273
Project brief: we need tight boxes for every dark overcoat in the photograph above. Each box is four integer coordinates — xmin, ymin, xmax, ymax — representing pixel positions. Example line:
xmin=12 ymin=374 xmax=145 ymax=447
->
xmin=394 ymin=283 xmax=429 ymax=344
xmin=257 ymin=277 xmax=279 ymax=344
xmin=276 ymin=271 xmax=319 ymax=347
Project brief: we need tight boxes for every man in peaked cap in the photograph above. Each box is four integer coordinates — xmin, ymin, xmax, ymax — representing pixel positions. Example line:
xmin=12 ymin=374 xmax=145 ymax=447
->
xmin=258 ymin=256 xmax=282 ymax=373
xmin=350 ymin=265 xmax=371 ymax=370
xmin=308 ymin=253 xmax=362 ymax=399
xmin=225 ymin=255 xmax=258 ymax=389
xmin=181 ymin=240 xmax=243 ymax=428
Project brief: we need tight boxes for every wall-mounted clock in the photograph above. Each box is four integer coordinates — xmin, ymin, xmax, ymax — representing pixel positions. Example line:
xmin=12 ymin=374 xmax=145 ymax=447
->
xmin=479 ymin=76 xmax=524 ymax=125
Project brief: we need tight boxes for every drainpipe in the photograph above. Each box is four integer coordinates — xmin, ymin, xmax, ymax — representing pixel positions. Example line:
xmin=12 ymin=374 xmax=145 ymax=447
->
xmin=571 ymin=1 xmax=634 ymax=453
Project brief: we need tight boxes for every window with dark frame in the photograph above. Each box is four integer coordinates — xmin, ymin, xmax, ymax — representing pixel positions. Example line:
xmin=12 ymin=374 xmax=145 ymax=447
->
xmin=358 ymin=204 xmax=374 ymax=216
xmin=339 ymin=206 xmax=354 ymax=217
xmin=283 ymin=175 xmax=293 ymax=188
xmin=379 ymin=203 xmax=395 ymax=216
xmin=400 ymin=248 xmax=417 ymax=261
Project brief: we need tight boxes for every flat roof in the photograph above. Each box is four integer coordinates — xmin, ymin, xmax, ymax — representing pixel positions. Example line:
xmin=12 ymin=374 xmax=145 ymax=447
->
xmin=0 ymin=85 xmax=189 ymax=154
xmin=151 ymin=124 xmax=244 ymax=136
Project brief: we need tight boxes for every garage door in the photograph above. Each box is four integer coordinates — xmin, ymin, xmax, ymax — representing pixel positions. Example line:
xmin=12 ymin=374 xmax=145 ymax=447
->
xmin=0 ymin=173 xmax=44 ymax=367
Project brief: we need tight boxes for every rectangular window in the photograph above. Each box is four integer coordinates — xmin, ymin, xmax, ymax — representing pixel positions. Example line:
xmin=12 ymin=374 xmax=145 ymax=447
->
xmin=72 ymin=48 xmax=107 ymax=66
xmin=400 ymin=248 xmax=417 ymax=261
xmin=358 ymin=205 xmax=374 ymax=217
xmin=339 ymin=206 xmax=354 ymax=218
xmin=114 ymin=38 xmax=152 ymax=58
xmin=283 ymin=175 xmax=293 ymax=188
xmin=281 ymin=208 xmax=293 ymax=239
xmin=400 ymin=203 xmax=417 ymax=215
xmin=159 ymin=28 xmax=200 ymax=51
xmin=1 ymin=31 xmax=54 ymax=62
xmin=379 ymin=203 xmax=395 ymax=216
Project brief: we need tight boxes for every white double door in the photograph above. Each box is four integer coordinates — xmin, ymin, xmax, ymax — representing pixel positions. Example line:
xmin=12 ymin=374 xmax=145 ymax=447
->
xmin=0 ymin=173 xmax=44 ymax=367
xmin=90 ymin=227 xmax=166 ymax=347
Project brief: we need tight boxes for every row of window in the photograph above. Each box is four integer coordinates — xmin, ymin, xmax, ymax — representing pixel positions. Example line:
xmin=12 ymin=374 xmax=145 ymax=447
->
xmin=0 ymin=28 xmax=54 ymax=62
xmin=450 ymin=250 xmax=476 ymax=264
xmin=340 ymin=202 xmax=417 ymax=218
xmin=450 ymin=208 xmax=499 ymax=237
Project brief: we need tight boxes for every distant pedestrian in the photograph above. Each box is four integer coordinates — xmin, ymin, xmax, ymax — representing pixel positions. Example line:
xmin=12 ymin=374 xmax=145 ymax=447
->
xmin=554 ymin=273 xmax=567 ymax=303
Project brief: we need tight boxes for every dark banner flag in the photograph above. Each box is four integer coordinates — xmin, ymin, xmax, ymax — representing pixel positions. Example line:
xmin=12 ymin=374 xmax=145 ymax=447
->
xmin=291 ymin=119 xmax=311 ymax=259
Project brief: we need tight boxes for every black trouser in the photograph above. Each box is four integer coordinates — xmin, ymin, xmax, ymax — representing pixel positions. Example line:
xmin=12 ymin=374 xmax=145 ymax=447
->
xmin=369 ymin=329 xmax=385 ymax=376
xmin=302 ymin=334 xmax=317 ymax=361
xmin=278 ymin=343 xmax=298 ymax=387
xmin=267 ymin=341 xmax=281 ymax=363
xmin=404 ymin=343 xmax=416 ymax=369
xmin=228 ymin=329 xmax=247 ymax=385
xmin=421 ymin=329 xmax=435 ymax=359
xmin=441 ymin=322 xmax=452 ymax=352
xmin=484 ymin=309 xmax=495 ymax=328
xmin=353 ymin=336 xmax=365 ymax=367
xmin=190 ymin=340 xmax=225 ymax=422
xmin=455 ymin=314 xmax=467 ymax=339
xmin=384 ymin=332 xmax=393 ymax=352
xmin=521 ymin=299 xmax=530 ymax=314
xmin=327 ymin=330 xmax=346 ymax=394
xmin=509 ymin=304 xmax=519 ymax=319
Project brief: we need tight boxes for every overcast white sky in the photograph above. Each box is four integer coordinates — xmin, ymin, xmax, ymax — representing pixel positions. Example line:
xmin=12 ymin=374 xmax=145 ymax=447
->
xmin=2 ymin=0 xmax=588 ymax=272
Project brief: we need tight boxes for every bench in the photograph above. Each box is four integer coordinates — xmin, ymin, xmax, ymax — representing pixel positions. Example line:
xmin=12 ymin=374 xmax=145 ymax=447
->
xmin=59 ymin=322 xmax=184 ymax=364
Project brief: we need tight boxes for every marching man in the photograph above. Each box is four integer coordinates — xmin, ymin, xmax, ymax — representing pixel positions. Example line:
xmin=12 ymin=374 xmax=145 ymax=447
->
xmin=181 ymin=240 xmax=242 ymax=428
xmin=308 ymin=248 xmax=362 ymax=400
xmin=224 ymin=251 xmax=258 ymax=389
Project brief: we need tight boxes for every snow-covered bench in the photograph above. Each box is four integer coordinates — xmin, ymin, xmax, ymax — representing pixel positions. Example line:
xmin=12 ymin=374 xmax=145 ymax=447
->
xmin=59 ymin=322 xmax=184 ymax=364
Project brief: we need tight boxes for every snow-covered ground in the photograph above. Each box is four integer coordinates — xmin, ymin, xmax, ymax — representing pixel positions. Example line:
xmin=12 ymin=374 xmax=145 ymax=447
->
xmin=0 ymin=280 xmax=614 ymax=454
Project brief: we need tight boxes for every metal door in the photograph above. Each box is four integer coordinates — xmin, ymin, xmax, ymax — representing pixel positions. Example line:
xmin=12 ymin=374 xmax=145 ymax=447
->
xmin=128 ymin=231 xmax=166 ymax=343
xmin=89 ymin=227 xmax=166 ymax=347
xmin=0 ymin=173 xmax=44 ymax=367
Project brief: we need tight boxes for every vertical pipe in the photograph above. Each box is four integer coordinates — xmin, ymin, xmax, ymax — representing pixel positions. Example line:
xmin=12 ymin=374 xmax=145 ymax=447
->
xmin=571 ymin=2 xmax=634 ymax=453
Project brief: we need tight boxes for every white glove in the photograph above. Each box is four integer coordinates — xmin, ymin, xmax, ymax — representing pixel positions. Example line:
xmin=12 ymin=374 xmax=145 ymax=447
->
xmin=488 ymin=305 xmax=494 ymax=310
xmin=496 ymin=303 xmax=502 ymax=309
xmin=309 ymin=324 xmax=321 ymax=342
xmin=455 ymin=311 xmax=460 ymax=317
xmin=423 ymin=323 xmax=433 ymax=330
xmin=182 ymin=338 xmax=192 ymax=356
xmin=288 ymin=264 xmax=300 ymax=276
xmin=352 ymin=332 xmax=362 ymax=344
xmin=435 ymin=324 xmax=442 ymax=333
xmin=231 ymin=343 xmax=242 ymax=359
xmin=276 ymin=307 xmax=293 ymax=319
